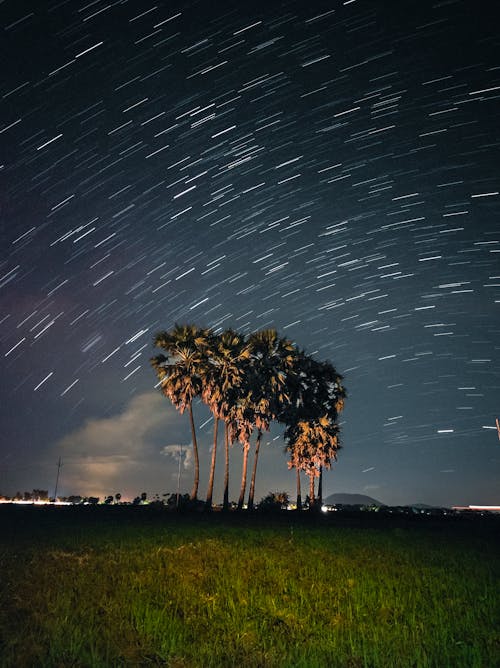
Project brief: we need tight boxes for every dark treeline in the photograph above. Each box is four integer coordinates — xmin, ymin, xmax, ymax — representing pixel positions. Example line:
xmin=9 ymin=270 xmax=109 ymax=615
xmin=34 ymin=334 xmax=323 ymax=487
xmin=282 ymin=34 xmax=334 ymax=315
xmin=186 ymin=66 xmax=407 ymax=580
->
xmin=151 ymin=324 xmax=346 ymax=511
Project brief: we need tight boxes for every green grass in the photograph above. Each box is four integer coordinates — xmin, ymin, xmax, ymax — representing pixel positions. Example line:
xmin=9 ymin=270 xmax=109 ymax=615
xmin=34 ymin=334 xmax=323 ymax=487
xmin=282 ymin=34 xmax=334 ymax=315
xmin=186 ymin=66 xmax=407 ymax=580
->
xmin=0 ymin=507 xmax=499 ymax=667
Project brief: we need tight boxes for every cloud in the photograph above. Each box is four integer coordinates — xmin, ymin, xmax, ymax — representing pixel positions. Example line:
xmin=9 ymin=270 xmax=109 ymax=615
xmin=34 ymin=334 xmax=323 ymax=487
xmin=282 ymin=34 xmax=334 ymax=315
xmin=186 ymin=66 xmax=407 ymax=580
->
xmin=52 ymin=393 xmax=298 ymax=504
xmin=55 ymin=392 xmax=190 ymax=499
xmin=162 ymin=444 xmax=193 ymax=470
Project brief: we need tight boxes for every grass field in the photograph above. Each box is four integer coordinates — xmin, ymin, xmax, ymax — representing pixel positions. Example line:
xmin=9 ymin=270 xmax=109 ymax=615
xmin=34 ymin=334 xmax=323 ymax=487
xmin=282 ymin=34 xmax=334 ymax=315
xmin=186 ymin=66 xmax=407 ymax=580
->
xmin=0 ymin=506 xmax=499 ymax=667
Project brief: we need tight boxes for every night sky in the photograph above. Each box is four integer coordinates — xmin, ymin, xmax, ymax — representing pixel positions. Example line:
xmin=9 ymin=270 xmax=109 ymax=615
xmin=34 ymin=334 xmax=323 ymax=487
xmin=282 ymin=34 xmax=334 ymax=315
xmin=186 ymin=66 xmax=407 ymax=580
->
xmin=1 ymin=0 xmax=499 ymax=506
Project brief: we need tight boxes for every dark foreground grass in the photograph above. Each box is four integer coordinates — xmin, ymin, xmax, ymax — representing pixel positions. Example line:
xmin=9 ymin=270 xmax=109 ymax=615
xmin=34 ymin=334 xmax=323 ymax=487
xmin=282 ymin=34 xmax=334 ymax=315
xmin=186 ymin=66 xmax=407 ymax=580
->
xmin=0 ymin=507 xmax=499 ymax=667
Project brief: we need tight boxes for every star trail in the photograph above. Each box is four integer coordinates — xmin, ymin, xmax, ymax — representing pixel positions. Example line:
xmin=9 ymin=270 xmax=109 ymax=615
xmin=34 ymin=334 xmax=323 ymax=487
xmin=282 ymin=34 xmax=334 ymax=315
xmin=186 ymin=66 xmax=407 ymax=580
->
xmin=1 ymin=0 xmax=499 ymax=506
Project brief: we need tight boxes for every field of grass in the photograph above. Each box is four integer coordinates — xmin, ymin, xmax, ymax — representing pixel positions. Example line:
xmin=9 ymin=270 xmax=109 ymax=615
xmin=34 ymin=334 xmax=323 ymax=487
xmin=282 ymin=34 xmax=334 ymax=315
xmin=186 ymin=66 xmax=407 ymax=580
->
xmin=0 ymin=506 xmax=499 ymax=667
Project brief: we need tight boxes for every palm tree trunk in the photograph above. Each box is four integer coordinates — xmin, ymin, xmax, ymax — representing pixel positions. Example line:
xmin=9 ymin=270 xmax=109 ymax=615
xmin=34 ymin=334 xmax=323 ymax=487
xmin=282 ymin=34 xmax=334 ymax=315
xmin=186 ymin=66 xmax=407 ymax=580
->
xmin=222 ymin=422 xmax=230 ymax=511
xmin=317 ymin=466 xmax=323 ymax=507
xmin=296 ymin=468 xmax=302 ymax=510
xmin=237 ymin=443 xmax=250 ymax=510
xmin=205 ymin=417 xmax=218 ymax=510
xmin=187 ymin=402 xmax=199 ymax=501
xmin=308 ymin=472 xmax=315 ymax=510
xmin=247 ymin=429 xmax=262 ymax=511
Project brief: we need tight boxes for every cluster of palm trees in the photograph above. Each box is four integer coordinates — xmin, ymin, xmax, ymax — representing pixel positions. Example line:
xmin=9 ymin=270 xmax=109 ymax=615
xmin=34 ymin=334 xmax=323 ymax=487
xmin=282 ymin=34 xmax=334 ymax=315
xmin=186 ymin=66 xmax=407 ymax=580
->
xmin=150 ymin=324 xmax=346 ymax=511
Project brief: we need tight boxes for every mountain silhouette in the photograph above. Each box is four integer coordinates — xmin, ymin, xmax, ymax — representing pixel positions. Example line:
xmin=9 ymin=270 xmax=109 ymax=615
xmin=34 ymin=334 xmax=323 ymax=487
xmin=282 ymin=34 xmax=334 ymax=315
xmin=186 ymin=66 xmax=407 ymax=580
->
xmin=324 ymin=493 xmax=383 ymax=506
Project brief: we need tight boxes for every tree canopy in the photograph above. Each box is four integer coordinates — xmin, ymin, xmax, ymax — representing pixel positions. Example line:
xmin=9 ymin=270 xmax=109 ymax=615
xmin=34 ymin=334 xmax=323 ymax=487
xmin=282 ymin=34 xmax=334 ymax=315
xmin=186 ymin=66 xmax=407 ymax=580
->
xmin=151 ymin=324 xmax=346 ymax=510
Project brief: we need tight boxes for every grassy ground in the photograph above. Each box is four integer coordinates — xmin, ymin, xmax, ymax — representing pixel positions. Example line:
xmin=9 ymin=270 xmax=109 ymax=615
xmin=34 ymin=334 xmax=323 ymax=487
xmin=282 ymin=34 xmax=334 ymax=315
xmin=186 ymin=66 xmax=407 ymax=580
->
xmin=0 ymin=506 xmax=499 ymax=667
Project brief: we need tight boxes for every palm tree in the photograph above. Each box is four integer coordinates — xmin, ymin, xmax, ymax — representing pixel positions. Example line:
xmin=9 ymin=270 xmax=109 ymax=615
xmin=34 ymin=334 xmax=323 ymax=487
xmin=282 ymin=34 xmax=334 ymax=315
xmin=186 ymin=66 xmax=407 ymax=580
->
xmin=283 ymin=353 xmax=346 ymax=510
xmin=317 ymin=466 xmax=323 ymax=507
xmin=246 ymin=330 xmax=298 ymax=510
xmin=246 ymin=428 xmax=264 ymax=511
xmin=205 ymin=415 xmax=219 ymax=510
xmin=202 ymin=329 xmax=250 ymax=510
xmin=286 ymin=417 xmax=339 ymax=507
xmin=295 ymin=468 xmax=302 ymax=510
xmin=234 ymin=397 xmax=254 ymax=510
xmin=151 ymin=324 xmax=211 ymax=501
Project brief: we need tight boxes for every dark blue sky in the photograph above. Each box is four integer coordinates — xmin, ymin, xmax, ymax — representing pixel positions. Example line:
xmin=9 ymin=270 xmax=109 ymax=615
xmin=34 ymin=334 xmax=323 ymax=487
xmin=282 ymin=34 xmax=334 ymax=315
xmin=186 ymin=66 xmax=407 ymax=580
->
xmin=1 ymin=0 xmax=499 ymax=506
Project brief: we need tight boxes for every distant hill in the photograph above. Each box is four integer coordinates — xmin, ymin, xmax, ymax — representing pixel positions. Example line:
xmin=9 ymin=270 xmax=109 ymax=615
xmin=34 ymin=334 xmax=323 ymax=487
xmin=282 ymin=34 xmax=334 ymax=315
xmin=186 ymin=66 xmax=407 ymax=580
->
xmin=324 ymin=493 xmax=383 ymax=506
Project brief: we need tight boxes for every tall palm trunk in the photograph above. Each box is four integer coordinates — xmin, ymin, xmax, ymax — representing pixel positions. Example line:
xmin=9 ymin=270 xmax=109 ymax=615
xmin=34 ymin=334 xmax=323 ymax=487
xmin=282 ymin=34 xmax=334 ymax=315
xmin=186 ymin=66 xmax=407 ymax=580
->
xmin=296 ymin=468 xmax=302 ymax=510
xmin=222 ymin=422 xmax=230 ymax=511
xmin=187 ymin=403 xmax=199 ymax=501
xmin=205 ymin=417 xmax=218 ymax=510
xmin=247 ymin=429 xmax=262 ymax=510
xmin=237 ymin=442 xmax=250 ymax=510
xmin=317 ymin=466 xmax=323 ymax=507
xmin=308 ymin=472 xmax=315 ymax=510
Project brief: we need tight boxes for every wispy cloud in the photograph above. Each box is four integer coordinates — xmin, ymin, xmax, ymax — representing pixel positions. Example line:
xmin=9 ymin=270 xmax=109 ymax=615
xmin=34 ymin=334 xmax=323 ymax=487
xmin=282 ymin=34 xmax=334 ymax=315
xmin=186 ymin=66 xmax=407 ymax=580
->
xmin=162 ymin=444 xmax=193 ymax=470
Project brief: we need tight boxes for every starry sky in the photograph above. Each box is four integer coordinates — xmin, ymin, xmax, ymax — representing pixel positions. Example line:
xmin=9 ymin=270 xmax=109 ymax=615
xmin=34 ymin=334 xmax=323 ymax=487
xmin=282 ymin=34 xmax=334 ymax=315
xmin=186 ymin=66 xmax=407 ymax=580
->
xmin=1 ymin=0 xmax=499 ymax=506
